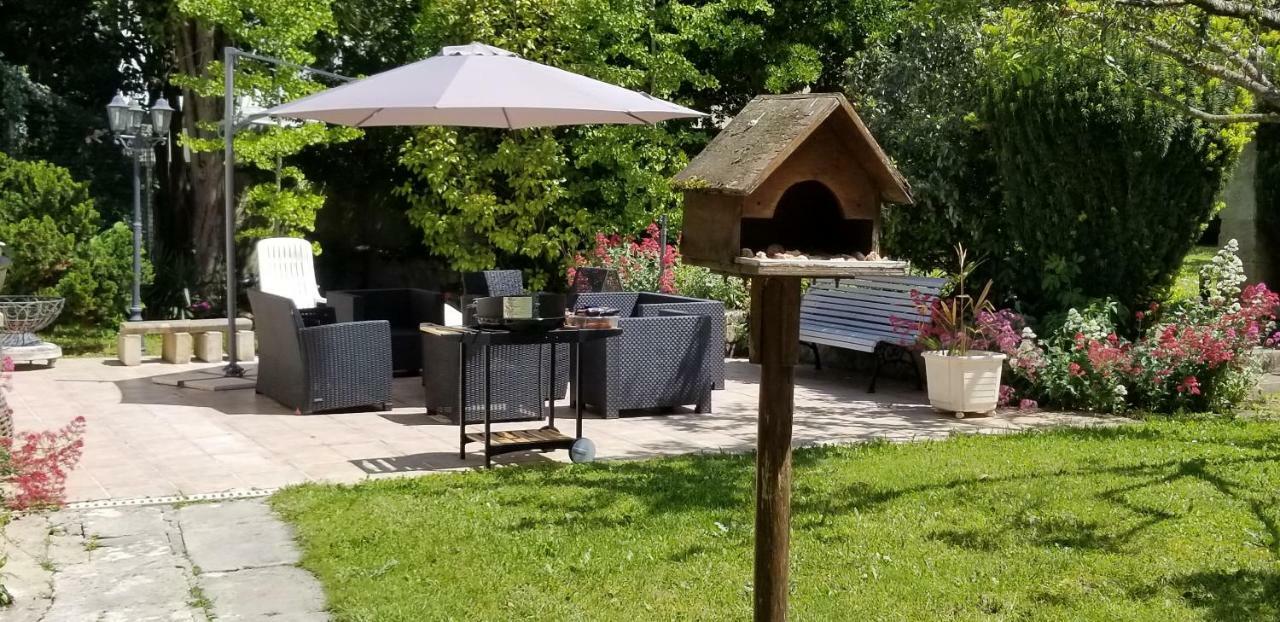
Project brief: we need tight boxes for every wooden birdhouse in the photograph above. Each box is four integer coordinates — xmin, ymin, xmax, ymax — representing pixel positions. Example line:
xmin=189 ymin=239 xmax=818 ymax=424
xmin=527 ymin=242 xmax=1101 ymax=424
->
xmin=674 ymin=93 xmax=913 ymax=277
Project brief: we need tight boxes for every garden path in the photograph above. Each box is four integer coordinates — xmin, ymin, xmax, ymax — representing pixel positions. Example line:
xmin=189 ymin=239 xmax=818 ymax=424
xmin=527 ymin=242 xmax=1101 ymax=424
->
xmin=0 ymin=498 xmax=325 ymax=621
xmin=5 ymin=357 xmax=1113 ymax=504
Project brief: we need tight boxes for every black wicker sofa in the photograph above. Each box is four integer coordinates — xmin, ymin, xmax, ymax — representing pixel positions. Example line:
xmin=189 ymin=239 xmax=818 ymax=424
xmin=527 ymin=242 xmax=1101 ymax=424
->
xmin=572 ymin=292 xmax=725 ymax=418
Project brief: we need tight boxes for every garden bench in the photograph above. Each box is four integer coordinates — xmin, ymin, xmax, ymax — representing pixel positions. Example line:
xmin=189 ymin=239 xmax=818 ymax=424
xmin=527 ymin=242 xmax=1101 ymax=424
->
xmin=799 ymin=275 xmax=946 ymax=392
xmin=116 ymin=318 xmax=254 ymax=366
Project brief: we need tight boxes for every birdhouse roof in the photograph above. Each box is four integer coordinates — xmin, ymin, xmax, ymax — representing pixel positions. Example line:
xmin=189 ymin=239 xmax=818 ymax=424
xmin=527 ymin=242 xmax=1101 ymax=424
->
xmin=673 ymin=93 xmax=912 ymax=204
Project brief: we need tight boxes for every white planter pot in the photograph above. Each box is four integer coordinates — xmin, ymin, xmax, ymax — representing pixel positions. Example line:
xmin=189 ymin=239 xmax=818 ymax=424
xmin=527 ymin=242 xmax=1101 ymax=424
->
xmin=921 ymin=350 xmax=1007 ymax=417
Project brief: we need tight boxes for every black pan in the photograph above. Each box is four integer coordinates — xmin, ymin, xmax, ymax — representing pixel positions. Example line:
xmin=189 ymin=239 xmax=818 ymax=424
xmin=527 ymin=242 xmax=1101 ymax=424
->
xmin=471 ymin=293 xmax=566 ymax=332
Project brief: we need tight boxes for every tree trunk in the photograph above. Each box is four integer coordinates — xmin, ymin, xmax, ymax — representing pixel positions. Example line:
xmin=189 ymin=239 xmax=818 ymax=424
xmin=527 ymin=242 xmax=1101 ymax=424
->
xmin=170 ymin=17 xmax=225 ymax=285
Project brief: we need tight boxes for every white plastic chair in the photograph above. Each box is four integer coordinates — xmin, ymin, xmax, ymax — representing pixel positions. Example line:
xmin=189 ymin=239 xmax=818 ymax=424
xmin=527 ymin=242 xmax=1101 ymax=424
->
xmin=254 ymin=237 xmax=326 ymax=310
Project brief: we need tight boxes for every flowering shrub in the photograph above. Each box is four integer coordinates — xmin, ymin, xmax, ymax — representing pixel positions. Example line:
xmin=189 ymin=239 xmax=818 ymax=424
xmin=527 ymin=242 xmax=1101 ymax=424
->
xmin=569 ymin=223 xmax=747 ymax=309
xmin=571 ymin=223 xmax=678 ymax=293
xmin=899 ymin=241 xmax=1276 ymax=414
xmin=0 ymin=355 xmax=87 ymax=510
xmin=1 ymin=417 xmax=87 ymax=510
xmin=1028 ymin=304 xmax=1135 ymax=413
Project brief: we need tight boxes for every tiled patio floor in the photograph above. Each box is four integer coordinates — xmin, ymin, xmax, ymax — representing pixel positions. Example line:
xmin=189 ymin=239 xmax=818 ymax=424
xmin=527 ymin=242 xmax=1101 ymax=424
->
xmin=6 ymin=357 xmax=1113 ymax=503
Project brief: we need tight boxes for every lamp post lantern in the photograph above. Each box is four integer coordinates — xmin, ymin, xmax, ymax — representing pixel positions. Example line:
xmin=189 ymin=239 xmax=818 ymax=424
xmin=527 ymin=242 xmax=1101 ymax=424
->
xmin=106 ymin=93 xmax=174 ymax=322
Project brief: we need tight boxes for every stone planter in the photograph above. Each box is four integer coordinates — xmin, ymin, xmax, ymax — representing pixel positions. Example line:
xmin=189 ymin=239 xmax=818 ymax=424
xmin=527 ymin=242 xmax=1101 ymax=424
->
xmin=921 ymin=350 xmax=1006 ymax=417
xmin=0 ymin=296 xmax=65 ymax=366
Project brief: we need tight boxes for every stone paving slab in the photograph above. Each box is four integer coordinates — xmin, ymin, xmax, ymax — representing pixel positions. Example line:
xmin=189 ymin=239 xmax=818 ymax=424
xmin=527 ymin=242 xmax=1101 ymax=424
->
xmin=178 ymin=500 xmax=301 ymax=572
xmin=201 ymin=566 xmax=328 ymax=621
xmin=0 ymin=499 xmax=328 ymax=621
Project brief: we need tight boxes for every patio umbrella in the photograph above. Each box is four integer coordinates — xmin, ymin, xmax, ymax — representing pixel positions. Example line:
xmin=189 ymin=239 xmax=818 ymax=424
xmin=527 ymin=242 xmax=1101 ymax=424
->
xmin=266 ymin=42 xmax=705 ymax=127
xmin=222 ymin=42 xmax=704 ymax=375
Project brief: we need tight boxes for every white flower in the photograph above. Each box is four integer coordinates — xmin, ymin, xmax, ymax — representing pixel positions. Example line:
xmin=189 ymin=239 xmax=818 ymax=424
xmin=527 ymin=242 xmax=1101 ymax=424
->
xmin=1114 ymin=384 xmax=1127 ymax=397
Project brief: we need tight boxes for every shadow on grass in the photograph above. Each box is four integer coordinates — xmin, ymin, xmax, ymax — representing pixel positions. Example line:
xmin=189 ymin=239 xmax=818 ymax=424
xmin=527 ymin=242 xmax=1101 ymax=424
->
xmin=797 ymin=423 xmax=1280 ymax=618
xmin=281 ymin=419 xmax=1280 ymax=619
xmin=1173 ymin=569 xmax=1280 ymax=621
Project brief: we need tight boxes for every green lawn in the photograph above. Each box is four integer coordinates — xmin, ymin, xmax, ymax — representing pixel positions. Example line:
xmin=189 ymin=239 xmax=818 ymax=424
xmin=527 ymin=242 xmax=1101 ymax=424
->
xmin=273 ymin=418 xmax=1280 ymax=621
xmin=1169 ymin=245 xmax=1217 ymax=303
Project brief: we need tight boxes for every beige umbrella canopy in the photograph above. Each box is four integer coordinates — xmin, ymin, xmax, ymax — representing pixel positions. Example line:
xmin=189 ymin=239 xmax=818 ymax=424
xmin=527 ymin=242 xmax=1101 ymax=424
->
xmin=266 ymin=42 xmax=705 ymax=128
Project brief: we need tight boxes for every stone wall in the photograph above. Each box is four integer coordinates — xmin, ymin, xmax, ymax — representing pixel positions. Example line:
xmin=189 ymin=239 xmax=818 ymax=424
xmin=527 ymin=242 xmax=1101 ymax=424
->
xmin=1219 ymin=140 xmax=1272 ymax=285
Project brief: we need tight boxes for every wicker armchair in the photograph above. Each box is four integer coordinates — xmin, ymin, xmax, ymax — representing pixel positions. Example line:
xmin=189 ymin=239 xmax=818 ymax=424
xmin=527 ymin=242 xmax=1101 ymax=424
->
xmin=248 ymin=289 xmax=393 ymax=414
xmin=462 ymin=270 xmax=525 ymax=296
xmin=327 ymin=288 xmax=443 ymax=375
xmin=573 ymin=292 xmax=725 ymax=418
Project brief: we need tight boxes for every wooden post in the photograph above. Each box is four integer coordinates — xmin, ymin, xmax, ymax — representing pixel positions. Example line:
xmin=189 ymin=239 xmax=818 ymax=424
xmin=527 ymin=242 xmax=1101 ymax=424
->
xmin=748 ymin=276 xmax=802 ymax=622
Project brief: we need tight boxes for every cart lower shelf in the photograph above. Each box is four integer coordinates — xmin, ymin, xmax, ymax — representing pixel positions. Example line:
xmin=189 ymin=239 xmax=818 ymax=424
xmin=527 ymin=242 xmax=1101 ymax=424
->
xmin=464 ymin=427 xmax=576 ymax=457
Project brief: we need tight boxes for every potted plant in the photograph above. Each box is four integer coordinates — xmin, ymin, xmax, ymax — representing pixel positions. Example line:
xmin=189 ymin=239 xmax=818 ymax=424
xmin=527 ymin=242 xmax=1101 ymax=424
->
xmin=919 ymin=245 xmax=1006 ymax=418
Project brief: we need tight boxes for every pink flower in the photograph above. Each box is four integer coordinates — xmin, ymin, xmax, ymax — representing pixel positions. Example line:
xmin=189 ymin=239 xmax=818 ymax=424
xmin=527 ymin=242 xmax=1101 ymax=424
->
xmin=1177 ymin=376 xmax=1201 ymax=396
xmin=1068 ymin=362 xmax=1083 ymax=377
xmin=998 ymin=384 xmax=1016 ymax=407
xmin=1 ymin=416 xmax=87 ymax=510
xmin=1018 ymin=398 xmax=1039 ymax=410
xmin=1135 ymin=310 xmax=1145 ymax=321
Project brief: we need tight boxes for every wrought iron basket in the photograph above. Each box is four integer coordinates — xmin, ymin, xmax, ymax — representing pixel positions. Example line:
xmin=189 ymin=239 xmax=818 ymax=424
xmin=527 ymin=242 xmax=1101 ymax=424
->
xmin=0 ymin=296 xmax=65 ymax=347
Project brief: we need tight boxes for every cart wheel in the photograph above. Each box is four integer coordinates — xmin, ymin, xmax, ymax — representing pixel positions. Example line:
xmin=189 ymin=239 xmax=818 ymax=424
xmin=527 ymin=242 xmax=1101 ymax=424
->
xmin=954 ymin=412 xmax=966 ymax=419
xmin=570 ymin=438 xmax=596 ymax=463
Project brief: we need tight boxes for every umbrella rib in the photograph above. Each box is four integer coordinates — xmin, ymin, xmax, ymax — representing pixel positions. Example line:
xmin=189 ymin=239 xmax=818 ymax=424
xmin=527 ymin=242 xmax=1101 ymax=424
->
xmin=502 ymin=108 xmax=514 ymax=129
xmin=354 ymin=108 xmax=384 ymax=127
xmin=624 ymin=111 xmax=653 ymax=125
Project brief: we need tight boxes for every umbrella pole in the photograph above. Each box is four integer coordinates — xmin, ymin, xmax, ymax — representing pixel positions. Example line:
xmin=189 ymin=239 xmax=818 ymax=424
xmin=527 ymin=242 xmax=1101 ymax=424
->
xmin=219 ymin=47 xmax=354 ymax=378
xmin=224 ymin=48 xmax=243 ymax=377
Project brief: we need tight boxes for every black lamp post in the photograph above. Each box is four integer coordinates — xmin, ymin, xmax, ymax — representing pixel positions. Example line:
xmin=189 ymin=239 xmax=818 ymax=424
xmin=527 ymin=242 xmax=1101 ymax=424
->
xmin=107 ymin=93 xmax=173 ymax=322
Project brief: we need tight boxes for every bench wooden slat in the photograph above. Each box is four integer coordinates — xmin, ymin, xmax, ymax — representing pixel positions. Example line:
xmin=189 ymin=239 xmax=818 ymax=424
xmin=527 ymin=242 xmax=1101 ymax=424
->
xmin=800 ymin=304 xmax=916 ymax=326
xmin=798 ymin=313 xmax=911 ymax=337
xmin=799 ymin=315 xmax=912 ymax=340
xmin=119 ymin=318 xmax=252 ymax=335
xmin=804 ymin=287 xmax=923 ymax=304
xmin=806 ymin=292 xmax=930 ymax=314
xmin=801 ymin=331 xmax=878 ymax=349
xmin=793 ymin=325 xmax=906 ymax=350
xmin=812 ymin=277 xmax=945 ymax=294
xmin=836 ymin=279 xmax=942 ymax=295
xmin=802 ymin=298 xmax=928 ymax=322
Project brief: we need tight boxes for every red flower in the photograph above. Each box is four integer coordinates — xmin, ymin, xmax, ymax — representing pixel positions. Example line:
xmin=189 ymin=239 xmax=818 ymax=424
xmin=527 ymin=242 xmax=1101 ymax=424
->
xmin=1068 ymin=362 xmax=1084 ymax=377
